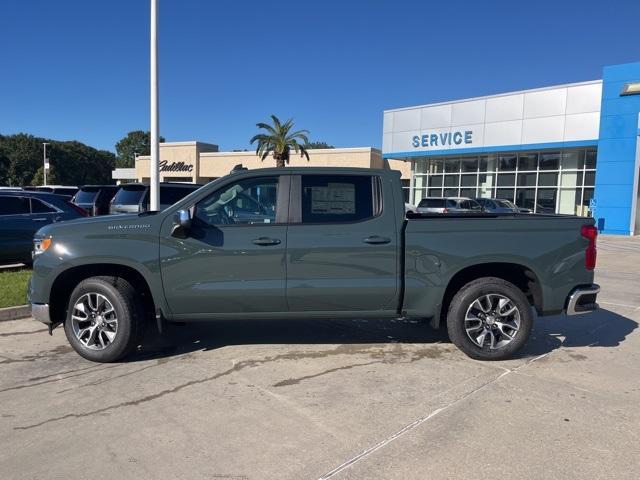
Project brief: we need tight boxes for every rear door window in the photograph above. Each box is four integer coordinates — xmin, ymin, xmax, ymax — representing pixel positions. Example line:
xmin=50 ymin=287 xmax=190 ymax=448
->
xmin=300 ymin=175 xmax=375 ymax=223
xmin=446 ymin=199 xmax=458 ymax=208
xmin=0 ymin=196 xmax=30 ymax=215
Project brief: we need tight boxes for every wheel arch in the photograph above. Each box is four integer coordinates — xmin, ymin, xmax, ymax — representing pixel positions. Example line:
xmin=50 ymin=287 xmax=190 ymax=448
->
xmin=48 ymin=263 xmax=159 ymax=326
xmin=438 ymin=262 xmax=543 ymax=328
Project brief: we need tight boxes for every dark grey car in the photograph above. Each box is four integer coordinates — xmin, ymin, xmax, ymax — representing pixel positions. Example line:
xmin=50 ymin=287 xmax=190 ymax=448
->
xmin=109 ymin=182 xmax=203 ymax=214
xmin=72 ymin=185 xmax=119 ymax=216
xmin=0 ymin=191 xmax=87 ymax=264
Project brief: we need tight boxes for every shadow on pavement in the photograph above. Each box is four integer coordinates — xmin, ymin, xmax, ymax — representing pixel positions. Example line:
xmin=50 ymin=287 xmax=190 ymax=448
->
xmin=131 ymin=317 xmax=449 ymax=362
xmin=129 ymin=308 xmax=638 ymax=363
xmin=520 ymin=308 xmax=638 ymax=358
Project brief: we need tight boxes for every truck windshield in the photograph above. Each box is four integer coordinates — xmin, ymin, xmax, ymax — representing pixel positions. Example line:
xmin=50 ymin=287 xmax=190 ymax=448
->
xmin=418 ymin=198 xmax=446 ymax=208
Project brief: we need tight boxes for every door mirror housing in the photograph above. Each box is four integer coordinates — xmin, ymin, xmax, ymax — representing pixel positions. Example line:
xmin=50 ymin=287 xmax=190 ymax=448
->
xmin=172 ymin=209 xmax=192 ymax=238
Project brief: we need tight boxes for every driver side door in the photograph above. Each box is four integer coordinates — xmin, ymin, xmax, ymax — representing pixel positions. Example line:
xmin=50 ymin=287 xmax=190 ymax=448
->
xmin=160 ymin=175 xmax=289 ymax=316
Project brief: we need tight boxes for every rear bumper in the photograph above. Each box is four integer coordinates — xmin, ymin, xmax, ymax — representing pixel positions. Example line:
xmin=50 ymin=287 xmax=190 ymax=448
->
xmin=566 ymin=284 xmax=600 ymax=315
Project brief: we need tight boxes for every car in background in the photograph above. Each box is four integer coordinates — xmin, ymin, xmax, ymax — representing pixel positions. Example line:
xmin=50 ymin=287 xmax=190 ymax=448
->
xmin=0 ymin=191 xmax=87 ymax=264
xmin=405 ymin=203 xmax=417 ymax=214
xmin=109 ymin=182 xmax=203 ymax=214
xmin=416 ymin=197 xmax=482 ymax=214
xmin=23 ymin=185 xmax=79 ymax=198
xmin=475 ymin=198 xmax=532 ymax=214
xmin=0 ymin=186 xmax=23 ymax=191
xmin=72 ymin=185 xmax=119 ymax=216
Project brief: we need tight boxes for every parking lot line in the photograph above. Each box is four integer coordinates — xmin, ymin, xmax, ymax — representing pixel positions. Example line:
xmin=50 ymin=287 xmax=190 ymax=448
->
xmin=317 ymin=351 xmax=550 ymax=480
xmin=598 ymin=300 xmax=640 ymax=310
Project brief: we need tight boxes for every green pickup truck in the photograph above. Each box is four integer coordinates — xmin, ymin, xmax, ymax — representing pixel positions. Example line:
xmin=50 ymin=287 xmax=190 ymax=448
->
xmin=29 ymin=167 xmax=599 ymax=363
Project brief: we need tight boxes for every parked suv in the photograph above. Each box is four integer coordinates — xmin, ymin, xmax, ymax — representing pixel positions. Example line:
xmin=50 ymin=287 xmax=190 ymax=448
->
xmin=109 ymin=182 xmax=202 ymax=214
xmin=0 ymin=191 xmax=87 ymax=264
xmin=72 ymin=185 xmax=119 ymax=216
xmin=417 ymin=197 xmax=482 ymax=214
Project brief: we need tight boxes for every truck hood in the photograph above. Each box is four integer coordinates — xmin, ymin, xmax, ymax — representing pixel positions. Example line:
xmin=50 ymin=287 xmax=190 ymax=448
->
xmin=35 ymin=212 xmax=163 ymax=238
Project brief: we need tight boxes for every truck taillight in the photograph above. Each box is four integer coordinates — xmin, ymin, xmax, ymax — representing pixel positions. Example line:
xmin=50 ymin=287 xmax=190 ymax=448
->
xmin=581 ymin=224 xmax=597 ymax=270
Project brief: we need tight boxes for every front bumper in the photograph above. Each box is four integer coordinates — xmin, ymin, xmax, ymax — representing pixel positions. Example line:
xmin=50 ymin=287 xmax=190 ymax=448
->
xmin=31 ymin=303 xmax=52 ymax=325
xmin=566 ymin=284 xmax=600 ymax=315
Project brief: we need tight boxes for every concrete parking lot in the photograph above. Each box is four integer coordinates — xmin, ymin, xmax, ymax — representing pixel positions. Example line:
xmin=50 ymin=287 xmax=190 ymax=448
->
xmin=1 ymin=236 xmax=639 ymax=480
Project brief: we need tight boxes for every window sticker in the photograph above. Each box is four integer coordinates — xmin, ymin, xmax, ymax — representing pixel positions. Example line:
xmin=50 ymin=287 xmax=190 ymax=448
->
xmin=310 ymin=183 xmax=355 ymax=215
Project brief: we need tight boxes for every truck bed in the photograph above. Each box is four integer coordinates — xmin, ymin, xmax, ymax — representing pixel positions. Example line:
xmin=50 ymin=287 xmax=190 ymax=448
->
xmin=401 ymin=213 xmax=595 ymax=323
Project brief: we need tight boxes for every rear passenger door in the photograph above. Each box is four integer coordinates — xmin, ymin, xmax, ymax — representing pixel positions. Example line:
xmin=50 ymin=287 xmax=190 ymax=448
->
xmin=285 ymin=174 xmax=400 ymax=312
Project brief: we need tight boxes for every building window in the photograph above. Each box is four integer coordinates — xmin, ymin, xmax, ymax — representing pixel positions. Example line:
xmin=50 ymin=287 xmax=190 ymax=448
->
xmin=411 ymin=147 xmax=597 ymax=216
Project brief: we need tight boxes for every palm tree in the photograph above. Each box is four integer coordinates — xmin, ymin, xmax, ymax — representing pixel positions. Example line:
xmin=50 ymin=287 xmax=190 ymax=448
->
xmin=250 ymin=115 xmax=310 ymax=168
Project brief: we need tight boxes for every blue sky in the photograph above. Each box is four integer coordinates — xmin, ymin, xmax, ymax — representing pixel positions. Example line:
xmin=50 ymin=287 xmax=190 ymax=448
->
xmin=1 ymin=0 xmax=639 ymax=152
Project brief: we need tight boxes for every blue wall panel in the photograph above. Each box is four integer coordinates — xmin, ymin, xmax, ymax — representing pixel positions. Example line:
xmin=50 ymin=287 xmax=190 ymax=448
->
xmin=594 ymin=61 xmax=640 ymax=235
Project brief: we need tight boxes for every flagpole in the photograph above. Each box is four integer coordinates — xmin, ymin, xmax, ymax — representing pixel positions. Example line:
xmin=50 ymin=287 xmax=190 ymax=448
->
xmin=149 ymin=0 xmax=160 ymax=211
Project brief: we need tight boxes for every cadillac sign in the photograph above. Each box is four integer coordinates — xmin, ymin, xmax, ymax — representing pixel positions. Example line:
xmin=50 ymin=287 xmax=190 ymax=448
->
xmin=159 ymin=160 xmax=193 ymax=172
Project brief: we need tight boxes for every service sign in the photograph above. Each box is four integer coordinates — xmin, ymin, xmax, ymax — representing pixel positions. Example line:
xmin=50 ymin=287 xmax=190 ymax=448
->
xmin=411 ymin=130 xmax=474 ymax=150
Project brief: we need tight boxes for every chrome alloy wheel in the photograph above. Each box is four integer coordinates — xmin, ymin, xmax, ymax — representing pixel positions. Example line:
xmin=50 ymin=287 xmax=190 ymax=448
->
xmin=71 ymin=293 xmax=118 ymax=350
xmin=464 ymin=294 xmax=521 ymax=350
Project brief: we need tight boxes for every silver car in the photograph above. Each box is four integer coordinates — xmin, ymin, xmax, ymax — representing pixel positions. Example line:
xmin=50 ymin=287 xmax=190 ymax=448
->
xmin=417 ymin=197 xmax=482 ymax=214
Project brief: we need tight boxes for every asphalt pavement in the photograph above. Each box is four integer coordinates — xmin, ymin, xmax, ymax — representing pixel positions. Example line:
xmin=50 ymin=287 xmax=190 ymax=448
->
xmin=1 ymin=235 xmax=638 ymax=480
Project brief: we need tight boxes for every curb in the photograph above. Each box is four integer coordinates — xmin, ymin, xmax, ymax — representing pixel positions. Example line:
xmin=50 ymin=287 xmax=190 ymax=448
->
xmin=0 ymin=305 xmax=31 ymax=322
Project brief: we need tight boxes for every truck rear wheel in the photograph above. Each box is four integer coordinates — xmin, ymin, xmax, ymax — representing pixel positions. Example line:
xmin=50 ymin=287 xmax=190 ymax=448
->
xmin=64 ymin=276 xmax=144 ymax=362
xmin=446 ymin=277 xmax=532 ymax=361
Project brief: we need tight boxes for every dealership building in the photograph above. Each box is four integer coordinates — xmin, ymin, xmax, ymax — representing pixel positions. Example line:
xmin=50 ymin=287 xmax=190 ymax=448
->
xmin=114 ymin=61 xmax=640 ymax=235
xmin=383 ymin=61 xmax=640 ymax=235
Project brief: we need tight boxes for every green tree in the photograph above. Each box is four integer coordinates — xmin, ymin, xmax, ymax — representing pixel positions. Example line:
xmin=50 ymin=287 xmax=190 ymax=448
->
xmin=115 ymin=130 xmax=165 ymax=168
xmin=250 ymin=115 xmax=310 ymax=168
xmin=307 ymin=141 xmax=334 ymax=149
xmin=0 ymin=133 xmax=115 ymax=186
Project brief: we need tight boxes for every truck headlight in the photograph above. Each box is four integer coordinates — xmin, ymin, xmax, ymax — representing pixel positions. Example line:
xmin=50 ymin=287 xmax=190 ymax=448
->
xmin=33 ymin=237 xmax=52 ymax=256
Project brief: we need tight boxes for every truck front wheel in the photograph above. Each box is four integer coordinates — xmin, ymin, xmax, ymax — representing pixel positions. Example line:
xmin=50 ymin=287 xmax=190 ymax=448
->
xmin=446 ymin=277 xmax=532 ymax=361
xmin=64 ymin=276 xmax=144 ymax=363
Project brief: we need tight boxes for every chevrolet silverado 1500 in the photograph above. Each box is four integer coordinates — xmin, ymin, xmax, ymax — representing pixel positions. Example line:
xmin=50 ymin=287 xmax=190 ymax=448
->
xmin=29 ymin=167 xmax=599 ymax=362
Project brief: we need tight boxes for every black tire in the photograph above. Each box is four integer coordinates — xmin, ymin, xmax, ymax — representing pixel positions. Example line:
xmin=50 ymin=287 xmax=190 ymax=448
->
xmin=64 ymin=276 xmax=145 ymax=362
xmin=446 ymin=277 xmax=532 ymax=361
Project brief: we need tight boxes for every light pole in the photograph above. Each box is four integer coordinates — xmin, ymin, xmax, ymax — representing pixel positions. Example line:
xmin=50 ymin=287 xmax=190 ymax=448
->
xmin=42 ymin=143 xmax=50 ymax=186
xmin=149 ymin=0 xmax=160 ymax=211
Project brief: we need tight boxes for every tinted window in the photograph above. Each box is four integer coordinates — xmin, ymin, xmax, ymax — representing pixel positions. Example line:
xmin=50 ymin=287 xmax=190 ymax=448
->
xmin=112 ymin=186 xmax=146 ymax=205
xmin=195 ymin=177 xmax=278 ymax=226
xmin=301 ymin=175 xmax=373 ymax=223
xmin=74 ymin=189 xmax=99 ymax=204
xmin=31 ymin=198 xmax=56 ymax=213
xmin=160 ymin=186 xmax=197 ymax=206
xmin=53 ymin=188 xmax=78 ymax=196
xmin=418 ymin=198 xmax=446 ymax=208
xmin=0 ymin=196 xmax=30 ymax=215
xmin=446 ymin=199 xmax=458 ymax=208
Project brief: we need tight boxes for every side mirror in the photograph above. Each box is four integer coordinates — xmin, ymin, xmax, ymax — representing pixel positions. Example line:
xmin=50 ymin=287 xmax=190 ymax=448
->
xmin=176 ymin=209 xmax=191 ymax=229
xmin=171 ymin=209 xmax=191 ymax=238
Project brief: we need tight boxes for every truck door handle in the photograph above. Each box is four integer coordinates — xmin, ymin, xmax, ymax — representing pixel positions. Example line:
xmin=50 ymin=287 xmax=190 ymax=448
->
xmin=252 ymin=237 xmax=281 ymax=246
xmin=363 ymin=235 xmax=391 ymax=245
xmin=32 ymin=218 xmax=48 ymax=222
